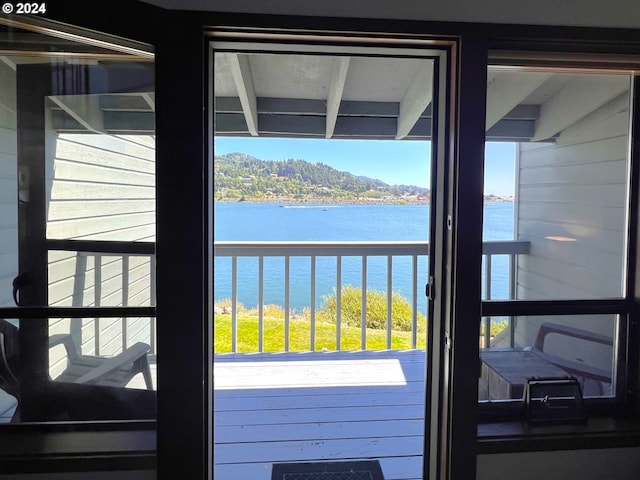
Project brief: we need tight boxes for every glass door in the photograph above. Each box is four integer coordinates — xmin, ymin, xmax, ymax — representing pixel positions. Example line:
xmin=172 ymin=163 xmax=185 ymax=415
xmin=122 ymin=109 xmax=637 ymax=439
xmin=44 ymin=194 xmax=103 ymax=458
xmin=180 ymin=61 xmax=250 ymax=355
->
xmin=209 ymin=33 xmax=455 ymax=479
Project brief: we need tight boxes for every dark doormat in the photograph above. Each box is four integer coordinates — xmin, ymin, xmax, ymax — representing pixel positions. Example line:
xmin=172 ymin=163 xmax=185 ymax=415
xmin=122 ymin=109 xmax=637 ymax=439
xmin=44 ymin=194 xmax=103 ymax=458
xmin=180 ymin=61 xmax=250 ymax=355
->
xmin=271 ymin=460 xmax=385 ymax=480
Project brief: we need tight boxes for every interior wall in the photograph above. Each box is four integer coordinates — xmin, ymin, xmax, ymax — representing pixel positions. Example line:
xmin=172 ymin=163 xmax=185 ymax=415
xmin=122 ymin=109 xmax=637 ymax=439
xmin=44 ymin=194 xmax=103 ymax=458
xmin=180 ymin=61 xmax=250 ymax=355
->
xmin=140 ymin=0 xmax=640 ymax=29
xmin=477 ymin=447 xmax=640 ymax=480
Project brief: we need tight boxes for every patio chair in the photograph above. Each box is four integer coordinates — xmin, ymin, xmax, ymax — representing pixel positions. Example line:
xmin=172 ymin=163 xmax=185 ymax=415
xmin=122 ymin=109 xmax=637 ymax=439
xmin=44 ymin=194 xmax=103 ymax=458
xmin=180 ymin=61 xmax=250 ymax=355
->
xmin=49 ymin=332 xmax=154 ymax=390
xmin=0 ymin=319 xmax=153 ymax=392
xmin=530 ymin=322 xmax=613 ymax=395
xmin=0 ymin=329 xmax=19 ymax=422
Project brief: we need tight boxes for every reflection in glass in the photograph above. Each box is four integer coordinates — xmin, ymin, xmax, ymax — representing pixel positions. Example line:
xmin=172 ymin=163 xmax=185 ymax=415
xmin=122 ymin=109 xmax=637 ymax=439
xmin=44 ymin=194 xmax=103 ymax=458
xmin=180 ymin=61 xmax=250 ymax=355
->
xmin=484 ymin=67 xmax=631 ymax=300
xmin=0 ymin=22 xmax=156 ymax=423
xmin=479 ymin=315 xmax=616 ymax=401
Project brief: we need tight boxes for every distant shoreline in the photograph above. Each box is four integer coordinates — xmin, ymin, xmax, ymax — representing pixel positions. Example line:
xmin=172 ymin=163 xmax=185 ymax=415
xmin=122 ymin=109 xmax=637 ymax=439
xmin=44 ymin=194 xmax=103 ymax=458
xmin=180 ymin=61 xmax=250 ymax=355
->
xmin=214 ymin=196 xmax=513 ymax=205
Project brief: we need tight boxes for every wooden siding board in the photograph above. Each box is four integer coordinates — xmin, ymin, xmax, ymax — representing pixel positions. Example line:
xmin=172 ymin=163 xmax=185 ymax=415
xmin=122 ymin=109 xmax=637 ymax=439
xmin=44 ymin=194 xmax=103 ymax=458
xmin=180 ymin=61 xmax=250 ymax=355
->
xmin=55 ymin=140 xmax=155 ymax=174
xmin=518 ymin=184 xmax=626 ymax=207
xmin=519 ymin=159 xmax=626 ymax=186
xmin=0 ymin=101 xmax=15 ymax=127
xmin=99 ymin=317 xmax=124 ymax=356
xmin=0 ymin=228 xmax=18 ymax=255
xmin=127 ymin=317 xmax=152 ymax=346
xmin=0 ymin=180 xmax=15 ymax=203
xmin=58 ymin=134 xmax=155 ymax=162
xmin=49 ymin=181 xmax=155 ymax=201
xmin=518 ymin=249 xmax=624 ymax=283
xmin=518 ymin=219 xmax=624 ymax=255
xmin=516 ymin=261 xmax=622 ymax=298
xmin=81 ymin=319 xmax=98 ymax=355
xmin=47 ymin=200 xmax=155 ymax=221
xmin=74 ymin=224 xmax=156 ymax=242
xmin=115 ymin=134 xmax=156 ymax=149
xmin=557 ymin=111 xmax=630 ymax=146
xmin=0 ymin=276 xmax=16 ymax=307
xmin=517 ymin=202 xmax=625 ymax=232
xmin=47 ymin=213 xmax=156 ymax=239
xmin=520 ymin=135 xmax=627 ymax=169
xmin=0 ymin=127 xmax=16 ymax=155
xmin=52 ymin=159 xmax=154 ymax=186
xmin=0 ymin=152 xmax=16 ymax=177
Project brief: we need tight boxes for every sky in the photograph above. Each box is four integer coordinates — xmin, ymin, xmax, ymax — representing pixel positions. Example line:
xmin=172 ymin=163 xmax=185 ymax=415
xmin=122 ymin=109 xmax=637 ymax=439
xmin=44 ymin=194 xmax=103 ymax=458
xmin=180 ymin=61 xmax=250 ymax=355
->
xmin=214 ymin=137 xmax=516 ymax=196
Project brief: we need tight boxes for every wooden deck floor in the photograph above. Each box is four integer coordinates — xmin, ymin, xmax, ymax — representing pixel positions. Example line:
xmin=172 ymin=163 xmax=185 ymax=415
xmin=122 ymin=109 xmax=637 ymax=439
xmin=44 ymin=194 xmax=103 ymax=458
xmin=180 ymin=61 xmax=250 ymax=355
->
xmin=213 ymin=349 xmax=427 ymax=480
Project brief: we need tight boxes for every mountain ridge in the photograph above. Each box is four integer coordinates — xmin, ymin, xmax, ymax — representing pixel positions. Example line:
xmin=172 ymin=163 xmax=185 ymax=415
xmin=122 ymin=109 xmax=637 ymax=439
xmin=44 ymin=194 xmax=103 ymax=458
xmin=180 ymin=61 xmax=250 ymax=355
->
xmin=214 ymin=152 xmax=430 ymax=204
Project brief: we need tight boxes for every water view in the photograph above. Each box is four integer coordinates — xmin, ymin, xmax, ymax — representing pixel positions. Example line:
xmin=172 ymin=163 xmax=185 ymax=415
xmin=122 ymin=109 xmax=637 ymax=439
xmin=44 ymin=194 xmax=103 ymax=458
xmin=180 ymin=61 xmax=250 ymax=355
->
xmin=213 ymin=201 xmax=514 ymax=313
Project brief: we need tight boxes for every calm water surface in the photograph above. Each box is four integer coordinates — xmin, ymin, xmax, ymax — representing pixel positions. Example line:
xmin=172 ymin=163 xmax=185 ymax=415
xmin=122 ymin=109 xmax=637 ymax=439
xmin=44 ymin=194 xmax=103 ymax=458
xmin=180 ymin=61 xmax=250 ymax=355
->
xmin=214 ymin=202 xmax=514 ymax=312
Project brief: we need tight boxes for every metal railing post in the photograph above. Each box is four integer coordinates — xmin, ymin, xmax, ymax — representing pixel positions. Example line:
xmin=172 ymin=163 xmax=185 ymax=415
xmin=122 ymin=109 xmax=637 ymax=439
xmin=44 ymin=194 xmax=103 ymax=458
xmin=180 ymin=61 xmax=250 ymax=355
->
xmin=361 ymin=256 xmax=367 ymax=350
xmin=285 ymin=256 xmax=290 ymax=352
xmin=258 ymin=256 xmax=264 ymax=352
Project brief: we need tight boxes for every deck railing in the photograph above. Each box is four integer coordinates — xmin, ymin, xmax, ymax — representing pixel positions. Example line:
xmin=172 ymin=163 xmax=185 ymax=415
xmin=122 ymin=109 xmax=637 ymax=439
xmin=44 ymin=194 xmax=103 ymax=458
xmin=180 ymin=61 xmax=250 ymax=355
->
xmin=214 ymin=240 xmax=530 ymax=353
xmin=47 ymin=240 xmax=157 ymax=356
xmin=51 ymin=239 xmax=529 ymax=357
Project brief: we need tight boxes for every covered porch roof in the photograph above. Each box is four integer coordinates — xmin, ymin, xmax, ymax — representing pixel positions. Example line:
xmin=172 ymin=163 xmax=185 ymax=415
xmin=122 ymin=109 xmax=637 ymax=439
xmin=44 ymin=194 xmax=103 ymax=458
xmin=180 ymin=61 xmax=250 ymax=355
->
xmin=0 ymin=27 xmax=629 ymax=143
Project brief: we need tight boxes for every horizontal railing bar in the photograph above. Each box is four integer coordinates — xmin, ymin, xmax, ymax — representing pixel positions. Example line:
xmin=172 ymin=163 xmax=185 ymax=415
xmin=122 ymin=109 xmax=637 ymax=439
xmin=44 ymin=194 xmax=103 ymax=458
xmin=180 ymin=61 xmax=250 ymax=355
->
xmin=47 ymin=239 xmax=155 ymax=255
xmin=214 ymin=240 xmax=530 ymax=257
xmin=214 ymin=241 xmax=429 ymax=257
xmin=482 ymin=240 xmax=530 ymax=255
xmin=0 ymin=306 xmax=156 ymax=318
xmin=482 ymin=298 xmax=629 ymax=317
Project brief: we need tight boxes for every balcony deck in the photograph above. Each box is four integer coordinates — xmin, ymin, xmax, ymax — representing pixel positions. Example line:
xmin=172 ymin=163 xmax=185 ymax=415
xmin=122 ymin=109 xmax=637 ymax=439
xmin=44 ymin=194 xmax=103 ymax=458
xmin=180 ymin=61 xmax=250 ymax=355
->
xmin=213 ymin=349 xmax=426 ymax=480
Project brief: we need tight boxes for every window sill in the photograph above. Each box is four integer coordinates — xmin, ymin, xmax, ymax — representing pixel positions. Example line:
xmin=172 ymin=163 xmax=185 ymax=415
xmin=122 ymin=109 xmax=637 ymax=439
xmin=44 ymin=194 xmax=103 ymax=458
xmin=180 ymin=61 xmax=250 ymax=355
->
xmin=0 ymin=422 xmax=156 ymax=474
xmin=478 ymin=416 xmax=640 ymax=454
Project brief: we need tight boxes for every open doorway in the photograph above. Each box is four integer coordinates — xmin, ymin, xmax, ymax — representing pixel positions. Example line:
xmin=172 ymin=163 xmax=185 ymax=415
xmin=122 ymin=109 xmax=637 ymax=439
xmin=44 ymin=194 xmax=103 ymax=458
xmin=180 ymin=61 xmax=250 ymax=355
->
xmin=212 ymin=44 xmax=436 ymax=479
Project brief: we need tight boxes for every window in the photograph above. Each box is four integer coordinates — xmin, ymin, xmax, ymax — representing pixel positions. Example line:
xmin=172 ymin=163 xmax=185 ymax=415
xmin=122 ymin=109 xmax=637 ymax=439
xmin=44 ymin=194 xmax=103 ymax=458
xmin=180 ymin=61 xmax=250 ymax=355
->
xmin=480 ymin=62 xmax=637 ymax=415
xmin=0 ymin=18 xmax=156 ymax=424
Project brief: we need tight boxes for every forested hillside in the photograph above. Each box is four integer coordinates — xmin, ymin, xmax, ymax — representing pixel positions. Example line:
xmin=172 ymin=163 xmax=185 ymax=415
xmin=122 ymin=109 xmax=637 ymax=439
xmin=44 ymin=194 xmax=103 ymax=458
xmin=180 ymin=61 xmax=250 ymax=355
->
xmin=214 ymin=152 xmax=430 ymax=203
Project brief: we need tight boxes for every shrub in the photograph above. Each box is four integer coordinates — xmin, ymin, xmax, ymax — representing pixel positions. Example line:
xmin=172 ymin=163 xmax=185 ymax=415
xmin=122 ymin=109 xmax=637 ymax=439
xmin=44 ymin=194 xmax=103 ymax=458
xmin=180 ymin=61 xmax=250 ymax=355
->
xmin=317 ymin=285 xmax=426 ymax=332
xmin=490 ymin=319 xmax=509 ymax=337
xmin=214 ymin=298 xmax=245 ymax=313
xmin=262 ymin=304 xmax=285 ymax=318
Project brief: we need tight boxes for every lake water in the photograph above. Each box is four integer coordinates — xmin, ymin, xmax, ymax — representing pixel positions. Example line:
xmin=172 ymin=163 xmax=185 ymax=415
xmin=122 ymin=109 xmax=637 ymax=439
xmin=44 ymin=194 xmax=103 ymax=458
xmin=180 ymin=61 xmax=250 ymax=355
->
xmin=214 ymin=202 xmax=514 ymax=313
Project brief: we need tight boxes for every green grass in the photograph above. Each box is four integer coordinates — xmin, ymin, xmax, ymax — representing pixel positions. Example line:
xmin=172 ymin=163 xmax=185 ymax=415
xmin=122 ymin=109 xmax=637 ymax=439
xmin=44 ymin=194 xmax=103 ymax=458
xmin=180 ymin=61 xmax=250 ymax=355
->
xmin=214 ymin=313 xmax=427 ymax=353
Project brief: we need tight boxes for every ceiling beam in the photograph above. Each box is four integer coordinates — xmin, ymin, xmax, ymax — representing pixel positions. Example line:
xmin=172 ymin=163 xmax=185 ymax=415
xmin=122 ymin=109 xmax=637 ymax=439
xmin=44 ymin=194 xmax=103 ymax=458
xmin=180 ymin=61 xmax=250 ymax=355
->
xmin=396 ymin=61 xmax=433 ymax=140
xmin=532 ymin=75 xmax=630 ymax=141
xmin=49 ymin=95 xmax=105 ymax=133
xmin=325 ymin=57 xmax=350 ymax=138
xmin=216 ymin=96 xmax=402 ymax=117
xmin=485 ymin=71 xmax=551 ymax=130
xmin=225 ymin=53 xmax=258 ymax=136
